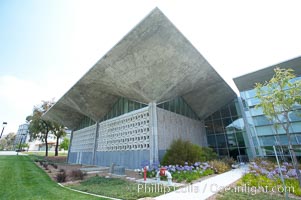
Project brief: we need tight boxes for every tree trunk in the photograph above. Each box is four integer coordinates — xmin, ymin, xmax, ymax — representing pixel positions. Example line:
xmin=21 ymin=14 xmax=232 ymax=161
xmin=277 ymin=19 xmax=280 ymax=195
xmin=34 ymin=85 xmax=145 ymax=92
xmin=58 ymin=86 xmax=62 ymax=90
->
xmin=55 ymin=136 xmax=59 ymax=156
xmin=45 ymin=132 xmax=48 ymax=157
xmin=288 ymin=145 xmax=301 ymax=187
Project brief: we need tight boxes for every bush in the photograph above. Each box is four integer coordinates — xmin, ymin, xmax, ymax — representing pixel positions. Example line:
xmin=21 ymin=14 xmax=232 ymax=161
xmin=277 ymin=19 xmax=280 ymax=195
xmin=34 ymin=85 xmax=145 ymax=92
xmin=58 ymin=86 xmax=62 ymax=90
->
xmin=162 ymin=139 xmax=217 ymax=165
xmin=56 ymin=169 xmax=67 ymax=183
xmin=70 ymin=170 xmax=86 ymax=180
xmin=51 ymin=163 xmax=58 ymax=169
xmin=209 ymin=160 xmax=230 ymax=174
xmin=199 ymin=147 xmax=218 ymax=162
xmin=221 ymin=157 xmax=236 ymax=167
xmin=43 ymin=163 xmax=48 ymax=170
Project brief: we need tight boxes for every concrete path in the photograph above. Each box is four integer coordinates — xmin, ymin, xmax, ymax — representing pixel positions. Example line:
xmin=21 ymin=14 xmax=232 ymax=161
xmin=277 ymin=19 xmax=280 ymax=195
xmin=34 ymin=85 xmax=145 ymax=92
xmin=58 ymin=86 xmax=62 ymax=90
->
xmin=155 ymin=166 xmax=248 ymax=200
xmin=0 ymin=151 xmax=27 ymax=155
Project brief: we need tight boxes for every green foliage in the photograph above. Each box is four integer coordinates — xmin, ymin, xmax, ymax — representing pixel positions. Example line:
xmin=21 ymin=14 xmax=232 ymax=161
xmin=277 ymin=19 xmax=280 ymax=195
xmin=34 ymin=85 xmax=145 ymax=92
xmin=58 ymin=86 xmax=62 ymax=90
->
xmin=27 ymin=100 xmax=66 ymax=157
xmin=209 ymin=160 xmax=230 ymax=174
xmin=60 ymin=137 xmax=69 ymax=150
xmin=255 ymin=67 xmax=301 ymax=186
xmin=0 ymin=132 xmax=15 ymax=150
xmin=239 ymin=173 xmax=301 ymax=197
xmin=162 ymin=139 xmax=217 ymax=165
xmin=172 ymin=168 xmax=214 ymax=183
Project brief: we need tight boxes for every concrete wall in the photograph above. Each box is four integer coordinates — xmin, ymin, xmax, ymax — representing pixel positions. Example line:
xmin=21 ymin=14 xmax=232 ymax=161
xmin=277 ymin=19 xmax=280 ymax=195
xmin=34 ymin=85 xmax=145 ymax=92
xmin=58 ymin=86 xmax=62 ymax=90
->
xmin=95 ymin=150 xmax=149 ymax=169
xmin=156 ymin=107 xmax=207 ymax=161
xmin=68 ymin=151 xmax=94 ymax=165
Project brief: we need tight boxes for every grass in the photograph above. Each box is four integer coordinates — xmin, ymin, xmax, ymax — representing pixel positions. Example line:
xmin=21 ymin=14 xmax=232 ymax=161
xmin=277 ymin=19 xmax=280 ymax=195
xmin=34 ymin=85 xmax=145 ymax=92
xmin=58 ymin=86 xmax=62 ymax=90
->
xmin=69 ymin=175 xmax=177 ymax=200
xmin=23 ymin=151 xmax=68 ymax=157
xmin=0 ymin=156 xmax=104 ymax=200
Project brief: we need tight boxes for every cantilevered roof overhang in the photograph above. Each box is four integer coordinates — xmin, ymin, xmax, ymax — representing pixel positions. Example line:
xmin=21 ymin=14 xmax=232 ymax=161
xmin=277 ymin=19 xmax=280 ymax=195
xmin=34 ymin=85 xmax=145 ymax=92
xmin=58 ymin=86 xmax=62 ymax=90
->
xmin=43 ymin=8 xmax=236 ymax=129
xmin=234 ymin=56 xmax=301 ymax=92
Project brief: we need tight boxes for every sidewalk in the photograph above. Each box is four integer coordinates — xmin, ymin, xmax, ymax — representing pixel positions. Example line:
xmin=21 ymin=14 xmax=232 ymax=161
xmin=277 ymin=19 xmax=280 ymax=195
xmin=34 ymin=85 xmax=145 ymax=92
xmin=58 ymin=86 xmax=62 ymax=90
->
xmin=0 ymin=151 xmax=27 ymax=155
xmin=155 ymin=166 xmax=248 ymax=200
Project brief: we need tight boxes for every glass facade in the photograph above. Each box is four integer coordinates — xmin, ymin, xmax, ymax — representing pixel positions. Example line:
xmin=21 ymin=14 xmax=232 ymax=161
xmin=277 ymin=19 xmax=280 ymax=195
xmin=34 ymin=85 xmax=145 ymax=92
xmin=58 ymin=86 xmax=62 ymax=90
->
xmin=205 ymin=99 xmax=249 ymax=159
xmin=240 ymin=76 xmax=301 ymax=157
xmin=76 ymin=97 xmax=147 ymax=130
xmin=157 ymin=96 xmax=199 ymax=120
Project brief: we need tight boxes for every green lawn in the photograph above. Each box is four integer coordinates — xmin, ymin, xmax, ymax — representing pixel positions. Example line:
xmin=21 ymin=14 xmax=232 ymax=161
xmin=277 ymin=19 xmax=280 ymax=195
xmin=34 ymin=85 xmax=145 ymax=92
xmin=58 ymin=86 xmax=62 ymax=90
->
xmin=69 ymin=176 xmax=177 ymax=200
xmin=23 ymin=151 xmax=68 ymax=157
xmin=0 ymin=156 xmax=104 ymax=200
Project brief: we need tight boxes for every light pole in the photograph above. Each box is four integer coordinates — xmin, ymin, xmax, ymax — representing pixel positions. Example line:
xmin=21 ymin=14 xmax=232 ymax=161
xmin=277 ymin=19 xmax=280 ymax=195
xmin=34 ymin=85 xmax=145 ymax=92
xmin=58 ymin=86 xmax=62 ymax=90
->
xmin=0 ymin=122 xmax=7 ymax=139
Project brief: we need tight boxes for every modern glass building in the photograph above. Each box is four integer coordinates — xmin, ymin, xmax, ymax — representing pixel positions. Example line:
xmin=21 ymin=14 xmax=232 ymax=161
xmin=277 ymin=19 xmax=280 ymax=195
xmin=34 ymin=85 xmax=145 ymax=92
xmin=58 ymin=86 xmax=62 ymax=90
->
xmin=234 ymin=57 xmax=301 ymax=158
xmin=14 ymin=123 xmax=30 ymax=149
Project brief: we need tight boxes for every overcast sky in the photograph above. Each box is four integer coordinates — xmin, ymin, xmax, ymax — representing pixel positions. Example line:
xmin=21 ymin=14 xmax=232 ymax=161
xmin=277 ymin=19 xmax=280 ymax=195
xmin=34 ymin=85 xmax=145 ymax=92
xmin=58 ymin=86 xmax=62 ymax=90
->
xmin=1 ymin=0 xmax=301 ymax=134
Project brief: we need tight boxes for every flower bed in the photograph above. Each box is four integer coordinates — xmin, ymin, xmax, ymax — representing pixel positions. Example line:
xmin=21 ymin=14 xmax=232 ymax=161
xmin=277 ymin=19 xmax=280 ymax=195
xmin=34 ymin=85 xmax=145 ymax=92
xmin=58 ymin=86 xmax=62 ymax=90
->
xmin=239 ymin=159 xmax=301 ymax=196
xmin=136 ymin=160 xmax=231 ymax=183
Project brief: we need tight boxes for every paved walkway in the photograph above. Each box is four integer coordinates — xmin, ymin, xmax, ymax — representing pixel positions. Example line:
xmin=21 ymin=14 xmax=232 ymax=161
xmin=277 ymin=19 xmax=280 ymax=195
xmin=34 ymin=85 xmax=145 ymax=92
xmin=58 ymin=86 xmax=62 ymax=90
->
xmin=0 ymin=151 xmax=27 ymax=155
xmin=155 ymin=165 xmax=248 ymax=200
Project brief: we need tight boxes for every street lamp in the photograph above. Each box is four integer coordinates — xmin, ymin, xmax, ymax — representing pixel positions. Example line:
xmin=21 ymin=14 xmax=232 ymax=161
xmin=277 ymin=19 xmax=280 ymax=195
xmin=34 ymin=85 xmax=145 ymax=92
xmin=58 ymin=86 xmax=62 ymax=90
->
xmin=0 ymin=122 xmax=7 ymax=139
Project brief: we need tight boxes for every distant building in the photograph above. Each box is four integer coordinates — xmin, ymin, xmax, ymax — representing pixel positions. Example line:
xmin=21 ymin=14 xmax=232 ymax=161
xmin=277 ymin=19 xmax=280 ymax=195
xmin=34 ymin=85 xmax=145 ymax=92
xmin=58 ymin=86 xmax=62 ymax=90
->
xmin=14 ymin=123 xmax=69 ymax=151
xmin=14 ymin=124 xmax=30 ymax=149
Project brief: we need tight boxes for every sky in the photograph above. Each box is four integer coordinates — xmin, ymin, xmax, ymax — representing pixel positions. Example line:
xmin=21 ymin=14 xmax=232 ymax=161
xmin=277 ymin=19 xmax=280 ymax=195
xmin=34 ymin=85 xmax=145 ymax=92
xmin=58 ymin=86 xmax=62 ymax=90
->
xmin=1 ymin=0 xmax=301 ymax=135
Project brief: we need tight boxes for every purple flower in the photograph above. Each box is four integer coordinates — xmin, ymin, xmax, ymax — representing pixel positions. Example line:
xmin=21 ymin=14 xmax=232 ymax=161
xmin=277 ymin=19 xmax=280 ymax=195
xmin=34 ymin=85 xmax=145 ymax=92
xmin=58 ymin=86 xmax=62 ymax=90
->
xmin=184 ymin=162 xmax=188 ymax=166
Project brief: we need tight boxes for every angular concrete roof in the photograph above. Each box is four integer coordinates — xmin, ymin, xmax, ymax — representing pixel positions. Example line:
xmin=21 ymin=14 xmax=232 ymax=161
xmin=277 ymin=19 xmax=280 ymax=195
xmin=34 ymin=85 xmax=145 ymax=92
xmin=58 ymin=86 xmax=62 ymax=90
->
xmin=234 ymin=56 xmax=301 ymax=91
xmin=43 ymin=8 xmax=236 ymax=129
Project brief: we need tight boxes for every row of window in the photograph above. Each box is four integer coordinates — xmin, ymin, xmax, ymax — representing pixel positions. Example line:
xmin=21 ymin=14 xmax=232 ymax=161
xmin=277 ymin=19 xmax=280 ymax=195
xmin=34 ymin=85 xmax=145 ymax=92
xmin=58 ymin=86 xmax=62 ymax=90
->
xmin=157 ymin=96 xmax=199 ymax=120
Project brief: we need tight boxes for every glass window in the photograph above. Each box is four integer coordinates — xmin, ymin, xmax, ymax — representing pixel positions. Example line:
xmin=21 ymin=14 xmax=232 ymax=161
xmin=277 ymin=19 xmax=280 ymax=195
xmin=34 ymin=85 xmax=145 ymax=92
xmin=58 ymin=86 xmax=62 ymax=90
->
xmin=216 ymin=134 xmax=227 ymax=148
xmin=213 ymin=119 xmax=224 ymax=133
xmin=220 ymin=106 xmax=231 ymax=118
xmin=212 ymin=111 xmax=221 ymax=120
xmin=229 ymin=103 xmax=238 ymax=117
xmin=222 ymin=117 xmax=233 ymax=127
xmin=207 ymin=135 xmax=217 ymax=148
xmin=253 ymin=116 xmax=272 ymax=126
xmin=235 ymin=131 xmax=245 ymax=147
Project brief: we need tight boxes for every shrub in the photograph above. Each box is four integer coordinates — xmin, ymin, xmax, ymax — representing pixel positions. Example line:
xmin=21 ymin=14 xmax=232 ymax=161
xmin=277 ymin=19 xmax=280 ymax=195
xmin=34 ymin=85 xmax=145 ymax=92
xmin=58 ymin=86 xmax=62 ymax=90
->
xmin=43 ymin=163 xmax=48 ymax=170
xmin=51 ymin=163 xmax=58 ymax=169
xmin=221 ymin=157 xmax=236 ymax=167
xmin=56 ymin=169 xmax=67 ymax=183
xmin=199 ymin=147 xmax=218 ymax=162
xmin=70 ymin=169 xmax=86 ymax=180
xmin=209 ymin=160 xmax=230 ymax=174
xmin=162 ymin=139 xmax=217 ymax=165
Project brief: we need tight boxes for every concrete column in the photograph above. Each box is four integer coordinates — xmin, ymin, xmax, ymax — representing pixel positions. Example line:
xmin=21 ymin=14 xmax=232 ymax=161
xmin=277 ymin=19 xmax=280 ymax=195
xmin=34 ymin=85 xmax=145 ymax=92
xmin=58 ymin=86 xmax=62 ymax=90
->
xmin=67 ymin=130 xmax=74 ymax=163
xmin=92 ymin=122 xmax=100 ymax=165
xmin=149 ymin=102 xmax=159 ymax=165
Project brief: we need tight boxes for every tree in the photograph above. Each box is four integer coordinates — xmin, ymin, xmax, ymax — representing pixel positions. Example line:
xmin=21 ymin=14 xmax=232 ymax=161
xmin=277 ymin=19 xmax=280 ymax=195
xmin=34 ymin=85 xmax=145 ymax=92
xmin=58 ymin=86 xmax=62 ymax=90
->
xmin=0 ymin=132 xmax=16 ymax=150
xmin=60 ymin=137 xmax=69 ymax=151
xmin=52 ymin=123 xmax=66 ymax=156
xmin=255 ymin=67 xmax=301 ymax=187
xmin=27 ymin=100 xmax=65 ymax=157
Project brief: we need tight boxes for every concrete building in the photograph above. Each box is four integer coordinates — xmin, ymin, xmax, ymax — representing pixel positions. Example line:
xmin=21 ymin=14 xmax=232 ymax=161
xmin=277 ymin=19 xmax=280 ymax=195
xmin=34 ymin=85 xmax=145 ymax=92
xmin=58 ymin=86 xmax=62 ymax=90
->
xmin=43 ymin=8 xmax=301 ymax=168
xmin=43 ymin=8 xmax=237 ymax=169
